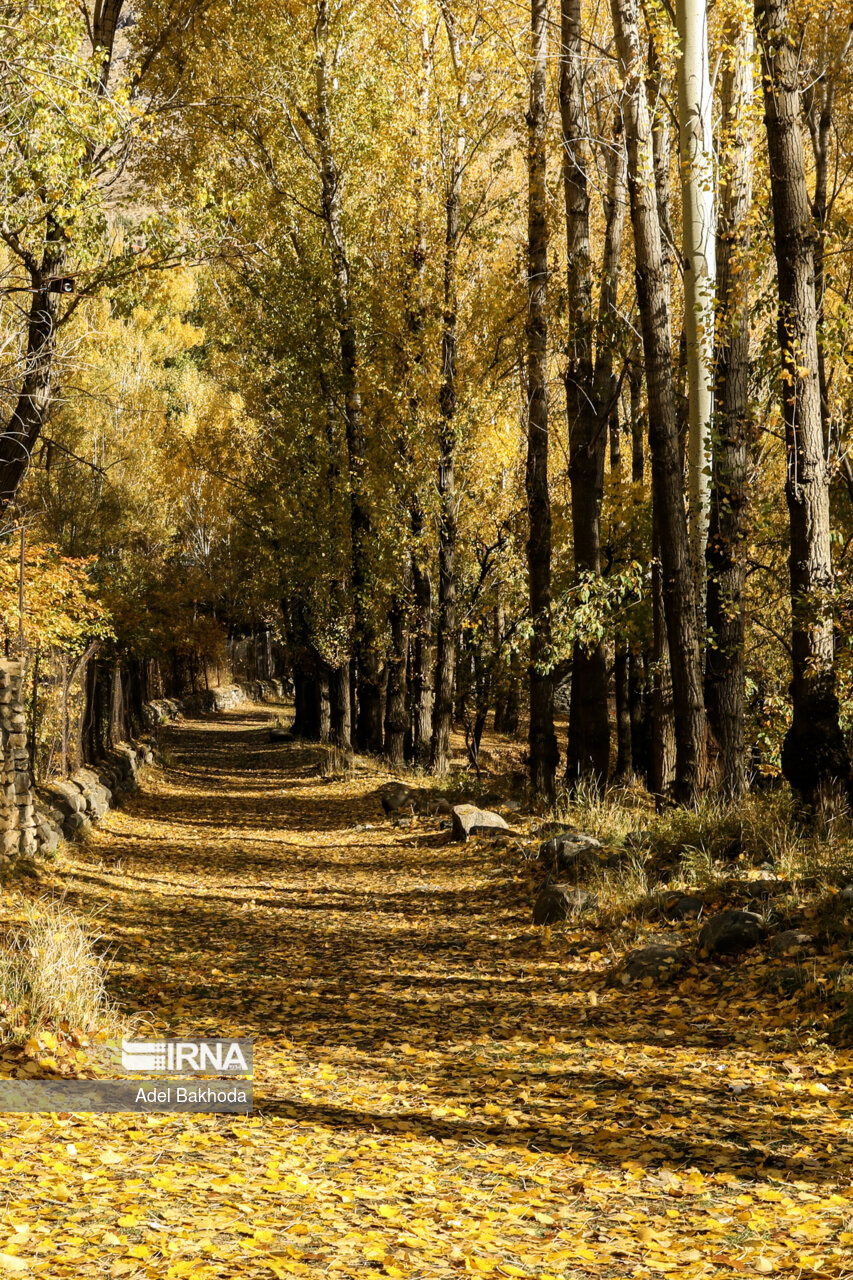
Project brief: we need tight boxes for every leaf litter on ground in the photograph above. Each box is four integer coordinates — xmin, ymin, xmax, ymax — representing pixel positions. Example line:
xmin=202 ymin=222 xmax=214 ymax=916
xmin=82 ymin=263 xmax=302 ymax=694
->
xmin=0 ymin=707 xmax=852 ymax=1278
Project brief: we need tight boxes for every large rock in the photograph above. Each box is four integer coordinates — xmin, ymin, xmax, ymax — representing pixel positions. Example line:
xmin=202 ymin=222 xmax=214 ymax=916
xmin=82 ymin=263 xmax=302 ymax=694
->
xmin=698 ymin=909 xmax=764 ymax=957
xmin=63 ymin=812 xmax=91 ymax=839
xmin=618 ymin=944 xmax=690 ymax=986
xmin=451 ymin=804 xmax=509 ymax=841
xmin=381 ymin=783 xmax=415 ymax=815
xmin=43 ymin=780 xmax=86 ymax=817
xmin=532 ymin=881 xmax=596 ymax=924
xmin=538 ymin=830 xmax=608 ymax=878
xmin=768 ymin=929 xmax=814 ymax=958
xmin=661 ymin=894 xmax=705 ymax=922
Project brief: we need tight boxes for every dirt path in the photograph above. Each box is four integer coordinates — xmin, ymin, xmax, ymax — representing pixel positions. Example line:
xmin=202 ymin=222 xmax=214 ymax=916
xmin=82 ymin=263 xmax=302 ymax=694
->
xmin=1 ymin=705 xmax=852 ymax=1279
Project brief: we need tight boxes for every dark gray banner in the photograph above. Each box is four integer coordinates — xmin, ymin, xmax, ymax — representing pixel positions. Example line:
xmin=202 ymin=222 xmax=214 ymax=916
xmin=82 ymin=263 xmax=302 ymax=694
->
xmin=0 ymin=1080 xmax=253 ymax=1113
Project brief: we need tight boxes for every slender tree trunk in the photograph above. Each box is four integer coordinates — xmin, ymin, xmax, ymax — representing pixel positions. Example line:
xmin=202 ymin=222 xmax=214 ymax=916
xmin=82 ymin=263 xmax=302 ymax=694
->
xmin=526 ymin=0 xmax=558 ymax=804
xmin=0 ymin=232 xmax=63 ymax=510
xmin=410 ymin=498 xmax=434 ymax=761
xmin=756 ymin=0 xmax=849 ymax=804
xmin=646 ymin=37 xmax=677 ymax=799
xmin=561 ymin=0 xmax=610 ymax=787
xmin=675 ymin=0 xmax=716 ymax=604
xmin=318 ymin=666 xmax=332 ymax=743
xmin=404 ymin=23 xmax=434 ymax=763
xmin=706 ymin=15 xmax=752 ymax=798
xmin=384 ymin=595 xmax=409 ymax=764
xmin=311 ymin=0 xmax=382 ymax=753
xmin=330 ymin=663 xmax=351 ymax=750
xmin=803 ymin=24 xmax=853 ymax=439
xmin=611 ymin=0 xmax=706 ymax=804
xmin=431 ymin=3 xmax=467 ymax=774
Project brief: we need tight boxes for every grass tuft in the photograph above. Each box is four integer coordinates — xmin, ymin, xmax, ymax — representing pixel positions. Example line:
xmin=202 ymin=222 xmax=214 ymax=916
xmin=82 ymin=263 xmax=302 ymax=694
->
xmin=0 ymin=897 xmax=118 ymax=1043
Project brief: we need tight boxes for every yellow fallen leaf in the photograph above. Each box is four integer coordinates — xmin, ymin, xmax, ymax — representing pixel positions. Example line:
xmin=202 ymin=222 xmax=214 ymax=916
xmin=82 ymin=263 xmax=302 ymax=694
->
xmin=0 ymin=1256 xmax=29 ymax=1274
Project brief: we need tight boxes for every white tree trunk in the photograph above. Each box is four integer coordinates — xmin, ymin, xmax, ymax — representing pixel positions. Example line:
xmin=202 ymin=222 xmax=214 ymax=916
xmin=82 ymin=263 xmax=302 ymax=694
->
xmin=676 ymin=0 xmax=716 ymax=608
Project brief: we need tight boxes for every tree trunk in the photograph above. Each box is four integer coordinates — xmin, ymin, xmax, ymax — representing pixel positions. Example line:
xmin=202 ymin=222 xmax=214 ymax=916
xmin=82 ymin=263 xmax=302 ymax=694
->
xmin=756 ymin=0 xmax=849 ymax=804
xmin=410 ymin=500 xmax=434 ymax=761
xmin=318 ymin=666 xmax=332 ymax=743
xmin=384 ymin=595 xmax=409 ymax=764
xmin=611 ymin=0 xmax=706 ymax=804
xmin=0 ymin=233 xmax=64 ymax=510
xmin=330 ymin=663 xmax=351 ymax=750
xmin=675 ymin=0 xmax=716 ymax=606
xmin=431 ymin=2 xmax=467 ymax=774
xmin=310 ymin=0 xmax=382 ymax=753
xmin=803 ymin=24 xmax=853 ymax=440
xmin=526 ymin=0 xmax=558 ymax=804
xmin=646 ymin=35 xmax=677 ymax=800
xmin=706 ymin=14 xmax=752 ymax=799
xmin=561 ymin=0 xmax=610 ymax=787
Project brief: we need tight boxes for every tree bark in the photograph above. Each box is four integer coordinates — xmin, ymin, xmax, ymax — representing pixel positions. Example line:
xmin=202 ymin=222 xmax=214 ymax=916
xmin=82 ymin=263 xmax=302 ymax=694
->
xmin=310 ymin=0 xmax=382 ymax=753
xmin=675 ymin=0 xmax=716 ymax=604
xmin=430 ymin=2 xmax=467 ymax=774
xmin=645 ymin=36 xmax=677 ymax=800
xmin=330 ymin=663 xmax=351 ymax=750
xmin=525 ymin=0 xmax=558 ymax=805
xmin=0 ymin=229 xmax=64 ymax=510
xmin=756 ymin=0 xmax=849 ymax=804
xmin=611 ymin=0 xmax=706 ymax=804
xmin=410 ymin=497 xmax=434 ymax=761
xmin=706 ymin=14 xmax=752 ymax=798
xmin=384 ymin=594 xmax=409 ymax=764
xmin=803 ymin=22 xmax=853 ymax=440
xmin=561 ymin=0 xmax=610 ymax=787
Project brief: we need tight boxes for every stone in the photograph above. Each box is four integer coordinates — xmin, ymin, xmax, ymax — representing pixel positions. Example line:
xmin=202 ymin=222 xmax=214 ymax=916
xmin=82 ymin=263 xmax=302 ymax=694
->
xmin=381 ymin=783 xmax=415 ymax=815
xmin=451 ymin=804 xmax=509 ymax=842
xmin=431 ymin=797 xmax=453 ymax=816
xmin=538 ymin=830 xmax=606 ymax=878
xmin=45 ymin=781 xmax=86 ymax=816
xmin=619 ymin=944 xmax=690 ymax=985
xmin=84 ymin=787 xmax=109 ymax=820
xmin=532 ymin=881 xmax=596 ymax=924
xmin=37 ymin=827 xmax=61 ymax=855
xmin=661 ymin=895 xmax=705 ymax=922
xmin=698 ymin=909 xmax=764 ymax=957
xmin=768 ymin=930 xmax=815 ymax=958
xmin=63 ymin=812 xmax=91 ymax=839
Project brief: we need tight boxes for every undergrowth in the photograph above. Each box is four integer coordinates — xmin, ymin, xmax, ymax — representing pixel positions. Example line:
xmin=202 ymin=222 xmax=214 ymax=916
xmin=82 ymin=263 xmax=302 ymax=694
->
xmin=0 ymin=897 xmax=119 ymax=1043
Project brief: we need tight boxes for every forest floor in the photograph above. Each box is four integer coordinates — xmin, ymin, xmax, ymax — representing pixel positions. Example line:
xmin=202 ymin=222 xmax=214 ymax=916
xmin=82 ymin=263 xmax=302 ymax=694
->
xmin=1 ymin=704 xmax=853 ymax=1279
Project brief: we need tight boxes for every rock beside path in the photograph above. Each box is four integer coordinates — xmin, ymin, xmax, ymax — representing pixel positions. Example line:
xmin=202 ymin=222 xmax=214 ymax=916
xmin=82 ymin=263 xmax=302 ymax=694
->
xmin=768 ymin=930 xmax=814 ymax=958
xmin=699 ymin=909 xmax=764 ymax=957
xmin=451 ymin=804 xmax=509 ymax=842
xmin=532 ymin=881 xmax=596 ymax=924
xmin=618 ymin=944 xmax=690 ymax=986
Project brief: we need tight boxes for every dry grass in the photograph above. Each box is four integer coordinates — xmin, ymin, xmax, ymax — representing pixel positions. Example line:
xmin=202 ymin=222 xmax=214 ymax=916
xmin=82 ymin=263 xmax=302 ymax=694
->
xmin=0 ymin=897 xmax=118 ymax=1042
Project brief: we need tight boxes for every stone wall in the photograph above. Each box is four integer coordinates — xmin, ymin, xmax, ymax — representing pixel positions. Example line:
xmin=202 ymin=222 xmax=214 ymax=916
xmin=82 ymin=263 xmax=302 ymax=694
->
xmin=0 ymin=661 xmax=37 ymax=863
xmin=0 ymin=677 xmax=284 ymax=866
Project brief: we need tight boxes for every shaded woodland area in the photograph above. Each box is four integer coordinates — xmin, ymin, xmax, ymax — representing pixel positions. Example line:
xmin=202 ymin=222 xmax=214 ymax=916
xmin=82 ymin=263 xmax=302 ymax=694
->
xmin=0 ymin=0 xmax=852 ymax=820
